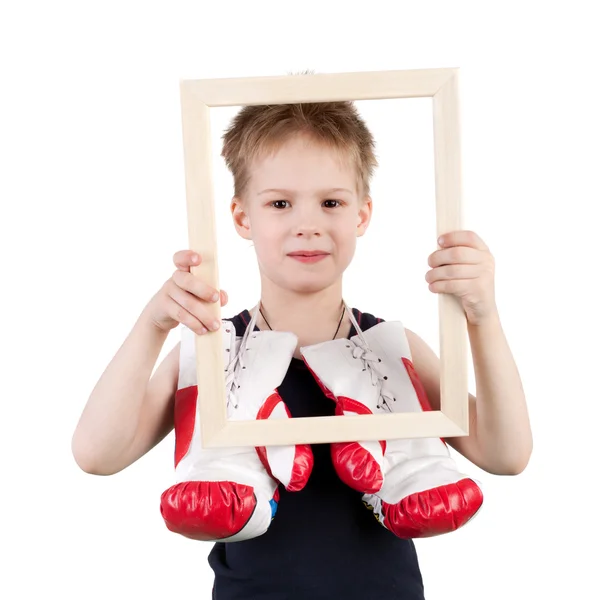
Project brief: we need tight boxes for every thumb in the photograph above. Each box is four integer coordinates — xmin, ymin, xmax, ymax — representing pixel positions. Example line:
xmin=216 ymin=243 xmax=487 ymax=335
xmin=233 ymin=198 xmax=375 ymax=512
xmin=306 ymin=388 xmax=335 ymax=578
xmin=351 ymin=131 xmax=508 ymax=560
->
xmin=220 ymin=289 xmax=228 ymax=306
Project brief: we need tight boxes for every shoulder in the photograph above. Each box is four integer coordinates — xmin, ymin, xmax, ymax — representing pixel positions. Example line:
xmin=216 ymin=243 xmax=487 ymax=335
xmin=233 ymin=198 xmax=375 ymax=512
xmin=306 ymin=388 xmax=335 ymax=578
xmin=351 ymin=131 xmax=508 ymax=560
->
xmin=352 ymin=308 xmax=422 ymax=352
xmin=355 ymin=309 xmax=437 ymax=380
xmin=222 ymin=309 xmax=253 ymax=337
xmin=353 ymin=309 xmax=438 ymax=403
xmin=351 ymin=308 xmax=385 ymax=332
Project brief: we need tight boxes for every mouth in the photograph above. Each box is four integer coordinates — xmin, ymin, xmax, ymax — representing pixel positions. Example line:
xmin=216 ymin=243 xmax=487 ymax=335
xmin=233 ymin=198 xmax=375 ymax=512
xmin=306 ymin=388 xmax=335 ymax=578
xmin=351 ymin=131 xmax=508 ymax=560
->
xmin=287 ymin=251 xmax=330 ymax=263
xmin=287 ymin=251 xmax=330 ymax=257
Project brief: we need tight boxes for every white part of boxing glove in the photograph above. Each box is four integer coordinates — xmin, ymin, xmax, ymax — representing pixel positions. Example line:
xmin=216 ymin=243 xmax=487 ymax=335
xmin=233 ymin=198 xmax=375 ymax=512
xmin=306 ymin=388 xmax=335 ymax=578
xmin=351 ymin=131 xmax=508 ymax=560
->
xmin=300 ymin=306 xmax=483 ymax=538
xmin=229 ymin=304 xmax=314 ymax=492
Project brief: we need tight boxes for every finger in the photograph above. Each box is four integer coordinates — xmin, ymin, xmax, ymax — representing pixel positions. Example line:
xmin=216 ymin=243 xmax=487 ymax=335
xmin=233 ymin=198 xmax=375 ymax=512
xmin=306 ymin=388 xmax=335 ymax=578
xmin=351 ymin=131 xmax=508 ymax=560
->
xmin=428 ymin=246 xmax=483 ymax=268
xmin=164 ymin=295 xmax=209 ymax=334
xmin=167 ymin=283 xmax=221 ymax=333
xmin=172 ymin=269 xmax=220 ymax=303
xmin=173 ymin=250 xmax=201 ymax=272
xmin=439 ymin=230 xmax=489 ymax=251
xmin=220 ymin=289 xmax=228 ymax=306
xmin=426 ymin=263 xmax=481 ymax=283
xmin=428 ymin=278 xmax=475 ymax=295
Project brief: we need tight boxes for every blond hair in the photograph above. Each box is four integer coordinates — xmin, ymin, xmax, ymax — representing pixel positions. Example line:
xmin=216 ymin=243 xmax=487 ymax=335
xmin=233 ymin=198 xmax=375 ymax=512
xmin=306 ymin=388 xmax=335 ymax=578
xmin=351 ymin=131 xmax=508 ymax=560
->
xmin=221 ymin=75 xmax=378 ymax=200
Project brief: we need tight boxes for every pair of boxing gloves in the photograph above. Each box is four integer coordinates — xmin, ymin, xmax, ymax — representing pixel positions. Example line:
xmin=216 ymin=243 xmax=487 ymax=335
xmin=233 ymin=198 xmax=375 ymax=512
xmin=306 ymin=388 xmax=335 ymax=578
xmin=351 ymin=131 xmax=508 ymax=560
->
xmin=160 ymin=307 xmax=484 ymax=542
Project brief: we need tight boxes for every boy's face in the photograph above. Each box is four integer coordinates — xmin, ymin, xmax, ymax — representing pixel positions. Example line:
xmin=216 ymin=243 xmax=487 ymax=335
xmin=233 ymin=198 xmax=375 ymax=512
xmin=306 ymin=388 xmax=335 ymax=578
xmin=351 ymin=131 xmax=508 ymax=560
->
xmin=231 ymin=134 xmax=372 ymax=294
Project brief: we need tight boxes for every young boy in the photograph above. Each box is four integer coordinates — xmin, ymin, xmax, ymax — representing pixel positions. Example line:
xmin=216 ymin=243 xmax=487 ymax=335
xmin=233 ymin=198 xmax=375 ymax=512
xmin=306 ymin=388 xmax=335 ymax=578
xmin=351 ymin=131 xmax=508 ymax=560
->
xmin=72 ymin=100 xmax=532 ymax=599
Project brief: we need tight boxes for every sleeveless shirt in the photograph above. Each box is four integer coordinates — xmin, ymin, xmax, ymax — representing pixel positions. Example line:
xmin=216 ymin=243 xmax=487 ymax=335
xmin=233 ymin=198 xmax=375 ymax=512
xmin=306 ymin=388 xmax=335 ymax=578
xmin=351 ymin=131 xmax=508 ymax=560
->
xmin=208 ymin=308 xmax=425 ymax=600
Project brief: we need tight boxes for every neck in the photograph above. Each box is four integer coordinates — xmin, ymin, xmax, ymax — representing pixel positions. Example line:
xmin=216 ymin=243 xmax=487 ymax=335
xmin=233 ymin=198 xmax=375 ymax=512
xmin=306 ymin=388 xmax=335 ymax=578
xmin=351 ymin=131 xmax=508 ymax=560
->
xmin=250 ymin=277 xmax=348 ymax=339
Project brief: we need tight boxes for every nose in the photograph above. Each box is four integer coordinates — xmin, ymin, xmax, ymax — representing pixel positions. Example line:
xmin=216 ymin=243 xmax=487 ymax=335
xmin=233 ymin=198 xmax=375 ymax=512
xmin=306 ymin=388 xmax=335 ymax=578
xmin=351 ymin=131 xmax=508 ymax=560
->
xmin=292 ymin=204 xmax=322 ymax=237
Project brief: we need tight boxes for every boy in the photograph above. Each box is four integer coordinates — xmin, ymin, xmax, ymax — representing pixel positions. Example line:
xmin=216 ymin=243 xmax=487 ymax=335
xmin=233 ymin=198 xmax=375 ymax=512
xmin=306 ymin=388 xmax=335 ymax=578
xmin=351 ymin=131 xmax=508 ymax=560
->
xmin=72 ymin=100 xmax=532 ymax=599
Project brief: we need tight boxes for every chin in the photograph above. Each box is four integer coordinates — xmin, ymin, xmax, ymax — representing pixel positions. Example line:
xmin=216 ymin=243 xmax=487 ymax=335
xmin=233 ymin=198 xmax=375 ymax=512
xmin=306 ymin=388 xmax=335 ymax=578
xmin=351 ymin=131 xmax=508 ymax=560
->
xmin=289 ymin=283 xmax=329 ymax=294
xmin=283 ymin=275 xmax=341 ymax=294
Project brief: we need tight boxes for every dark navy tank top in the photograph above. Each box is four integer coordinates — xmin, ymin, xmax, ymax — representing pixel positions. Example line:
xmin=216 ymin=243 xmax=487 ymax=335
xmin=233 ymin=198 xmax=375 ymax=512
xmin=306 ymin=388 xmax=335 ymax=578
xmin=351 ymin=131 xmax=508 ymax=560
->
xmin=208 ymin=308 xmax=425 ymax=600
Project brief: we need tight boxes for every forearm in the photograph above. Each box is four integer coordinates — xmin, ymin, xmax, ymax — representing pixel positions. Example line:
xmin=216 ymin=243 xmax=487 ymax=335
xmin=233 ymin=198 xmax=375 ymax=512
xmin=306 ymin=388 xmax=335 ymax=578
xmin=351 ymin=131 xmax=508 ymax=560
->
xmin=468 ymin=311 xmax=532 ymax=474
xmin=71 ymin=305 xmax=169 ymax=473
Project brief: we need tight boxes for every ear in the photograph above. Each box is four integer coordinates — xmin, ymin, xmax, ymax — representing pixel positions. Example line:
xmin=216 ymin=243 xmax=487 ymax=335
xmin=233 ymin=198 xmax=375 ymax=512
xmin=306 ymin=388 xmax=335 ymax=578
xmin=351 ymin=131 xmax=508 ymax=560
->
xmin=230 ymin=196 xmax=252 ymax=240
xmin=356 ymin=196 xmax=373 ymax=237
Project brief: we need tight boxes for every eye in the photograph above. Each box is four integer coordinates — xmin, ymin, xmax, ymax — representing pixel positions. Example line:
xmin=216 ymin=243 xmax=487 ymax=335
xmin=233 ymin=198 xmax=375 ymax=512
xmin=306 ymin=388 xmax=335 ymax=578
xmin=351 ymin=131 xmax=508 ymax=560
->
xmin=323 ymin=199 xmax=342 ymax=208
xmin=269 ymin=200 xmax=289 ymax=209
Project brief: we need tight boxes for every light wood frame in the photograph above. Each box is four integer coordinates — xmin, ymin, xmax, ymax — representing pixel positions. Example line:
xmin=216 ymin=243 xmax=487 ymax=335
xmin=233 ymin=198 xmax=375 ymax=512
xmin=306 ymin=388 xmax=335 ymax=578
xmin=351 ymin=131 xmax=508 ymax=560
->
xmin=180 ymin=68 xmax=467 ymax=448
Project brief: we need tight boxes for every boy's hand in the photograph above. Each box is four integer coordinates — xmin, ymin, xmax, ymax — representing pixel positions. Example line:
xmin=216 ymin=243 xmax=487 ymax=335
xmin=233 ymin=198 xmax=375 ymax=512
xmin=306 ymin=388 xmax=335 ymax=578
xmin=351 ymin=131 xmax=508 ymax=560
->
xmin=425 ymin=230 xmax=497 ymax=326
xmin=145 ymin=250 xmax=228 ymax=335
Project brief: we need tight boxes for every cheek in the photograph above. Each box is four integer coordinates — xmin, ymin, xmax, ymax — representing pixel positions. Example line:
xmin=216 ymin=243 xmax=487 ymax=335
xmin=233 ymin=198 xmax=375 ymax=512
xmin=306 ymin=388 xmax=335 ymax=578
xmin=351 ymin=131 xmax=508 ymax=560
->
xmin=334 ymin=218 xmax=358 ymax=244
xmin=250 ymin=223 xmax=281 ymax=257
xmin=336 ymin=223 xmax=359 ymax=261
xmin=341 ymin=236 xmax=357 ymax=257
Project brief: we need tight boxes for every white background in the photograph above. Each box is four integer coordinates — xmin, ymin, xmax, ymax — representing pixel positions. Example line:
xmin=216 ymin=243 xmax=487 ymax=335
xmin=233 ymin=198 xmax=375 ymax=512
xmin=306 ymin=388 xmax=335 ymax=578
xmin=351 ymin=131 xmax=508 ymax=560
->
xmin=1 ymin=1 xmax=598 ymax=598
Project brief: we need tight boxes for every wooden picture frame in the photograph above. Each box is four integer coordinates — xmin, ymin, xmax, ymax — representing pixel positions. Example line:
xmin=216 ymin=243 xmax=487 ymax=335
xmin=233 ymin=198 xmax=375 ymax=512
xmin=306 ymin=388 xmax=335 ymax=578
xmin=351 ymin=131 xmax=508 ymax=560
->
xmin=180 ymin=67 xmax=467 ymax=448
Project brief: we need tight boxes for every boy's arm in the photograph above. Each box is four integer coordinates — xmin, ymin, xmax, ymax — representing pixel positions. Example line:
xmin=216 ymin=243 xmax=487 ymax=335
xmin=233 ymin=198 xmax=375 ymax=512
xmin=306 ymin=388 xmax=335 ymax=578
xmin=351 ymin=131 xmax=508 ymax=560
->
xmin=406 ymin=314 xmax=532 ymax=475
xmin=71 ymin=306 xmax=179 ymax=476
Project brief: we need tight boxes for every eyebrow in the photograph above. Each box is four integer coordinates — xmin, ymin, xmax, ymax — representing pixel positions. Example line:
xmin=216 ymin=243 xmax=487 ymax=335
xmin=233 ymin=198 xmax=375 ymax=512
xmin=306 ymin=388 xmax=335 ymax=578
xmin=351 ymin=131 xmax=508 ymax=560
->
xmin=257 ymin=188 xmax=353 ymax=196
